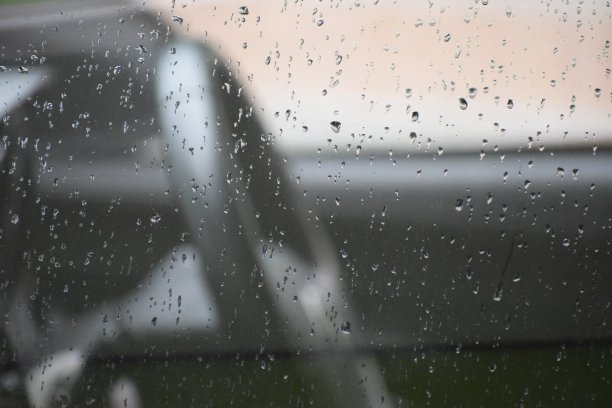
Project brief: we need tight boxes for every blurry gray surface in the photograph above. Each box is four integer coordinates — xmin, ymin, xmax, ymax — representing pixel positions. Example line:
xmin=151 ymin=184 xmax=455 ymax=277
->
xmin=0 ymin=0 xmax=609 ymax=363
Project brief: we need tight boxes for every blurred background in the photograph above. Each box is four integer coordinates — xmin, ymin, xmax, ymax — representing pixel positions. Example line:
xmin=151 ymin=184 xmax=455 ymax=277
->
xmin=0 ymin=0 xmax=611 ymax=407
xmin=146 ymin=0 xmax=612 ymax=154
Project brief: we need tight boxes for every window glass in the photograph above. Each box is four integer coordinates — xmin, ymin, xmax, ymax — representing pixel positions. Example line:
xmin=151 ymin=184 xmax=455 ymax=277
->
xmin=0 ymin=0 xmax=611 ymax=406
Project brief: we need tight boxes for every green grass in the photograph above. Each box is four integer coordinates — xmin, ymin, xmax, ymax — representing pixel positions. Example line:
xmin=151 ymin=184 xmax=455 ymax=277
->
xmin=71 ymin=345 xmax=612 ymax=407
xmin=0 ymin=0 xmax=48 ymax=6
xmin=381 ymin=345 xmax=612 ymax=407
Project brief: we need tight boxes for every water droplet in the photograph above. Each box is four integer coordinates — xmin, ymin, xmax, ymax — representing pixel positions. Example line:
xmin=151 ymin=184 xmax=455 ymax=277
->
xmin=468 ymin=87 xmax=477 ymax=98
xmin=409 ymin=132 xmax=417 ymax=144
xmin=238 ymin=6 xmax=249 ymax=15
xmin=316 ymin=19 xmax=324 ymax=26
xmin=411 ymin=111 xmax=419 ymax=122
xmin=10 ymin=214 xmax=19 ymax=224
xmin=488 ymin=363 xmax=497 ymax=372
xmin=556 ymin=167 xmax=565 ymax=178
xmin=341 ymin=321 xmax=351 ymax=333
xmin=594 ymin=88 xmax=602 ymax=98
xmin=150 ymin=213 xmax=161 ymax=223
xmin=172 ymin=15 xmax=183 ymax=25
xmin=459 ymin=97 xmax=468 ymax=110
xmin=455 ymin=199 xmax=464 ymax=211
xmin=507 ymin=99 xmax=514 ymax=109
xmin=454 ymin=46 xmax=462 ymax=58
xmin=151 ymin=317 xmax=158 ymax=326
xmin=330 ymin=121 xmax=341 ymax=133
xmin=443 ymin=33 xmax=451 ymax=42
xmin=493 ymin=287 xmax=503 ymax=301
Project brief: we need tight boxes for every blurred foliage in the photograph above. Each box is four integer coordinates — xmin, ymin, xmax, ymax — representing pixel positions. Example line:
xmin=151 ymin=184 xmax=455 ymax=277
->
xmin=70 ymin=344 xmax=612 ymax=407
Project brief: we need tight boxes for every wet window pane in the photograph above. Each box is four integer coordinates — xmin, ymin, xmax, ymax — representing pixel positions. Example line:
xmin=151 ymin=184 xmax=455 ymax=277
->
xmin=0 ymin=0 xmax=611 ymax=406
